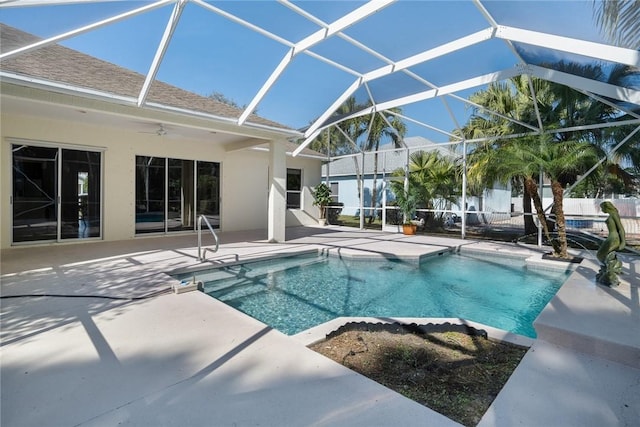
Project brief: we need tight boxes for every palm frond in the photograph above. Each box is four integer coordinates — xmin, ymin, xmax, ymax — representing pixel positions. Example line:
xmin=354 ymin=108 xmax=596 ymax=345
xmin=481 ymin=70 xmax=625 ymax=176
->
xmin=593 ymin=0 xmax=640 ymax=48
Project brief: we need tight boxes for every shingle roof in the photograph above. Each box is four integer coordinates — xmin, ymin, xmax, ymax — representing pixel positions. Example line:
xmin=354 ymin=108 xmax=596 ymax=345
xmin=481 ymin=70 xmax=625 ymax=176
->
xmin=0 ymin=23 xmax=290 ymax=131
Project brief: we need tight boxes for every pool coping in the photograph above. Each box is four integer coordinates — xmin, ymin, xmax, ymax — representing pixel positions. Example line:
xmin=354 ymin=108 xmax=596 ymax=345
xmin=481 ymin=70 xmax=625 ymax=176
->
xmin=171 ymin=242 xmax=579 ymax=276
xmin=532 ymin=253 xmax=640 ymax=369
xmin=291 ymin=316 xmax=535 ymax=349
xmin=2 ymin=227 xmax=638 ymax=427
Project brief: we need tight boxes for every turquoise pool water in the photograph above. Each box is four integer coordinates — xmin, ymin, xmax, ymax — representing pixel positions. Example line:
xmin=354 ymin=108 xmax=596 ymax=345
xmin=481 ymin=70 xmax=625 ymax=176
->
xmin=179 ymin=252 xmax=569 ymax=338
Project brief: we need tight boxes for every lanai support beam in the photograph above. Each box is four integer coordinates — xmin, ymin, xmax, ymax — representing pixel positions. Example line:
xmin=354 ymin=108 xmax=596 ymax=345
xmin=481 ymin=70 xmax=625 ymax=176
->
xmin=496 ymin=26 xmax=640 ymax=68
xmin=528 ymin=65 xmax=640 ymax=105
xmin=299 ymin=27 xmax=495 ymax=146
xmin=268 ymin=140 xmax=287 ymax=242
xmin=360 ymin=151 xmax=365 ymax=230
xmin=137 ymin=0 xmax=186 ymax=107
xmin=238 ymin=0 xmax=395 ymax=126
xmin=0 ymin=0 xmax=174 ymax=61
xmin=298 ymin=66 xmax=524 ymax=154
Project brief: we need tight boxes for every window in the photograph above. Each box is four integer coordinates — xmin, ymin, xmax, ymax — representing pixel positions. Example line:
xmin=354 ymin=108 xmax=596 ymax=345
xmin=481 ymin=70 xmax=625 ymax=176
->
xmin=135 ymin=156 xmax=219 ymax=234
xmin=286 ymin=168 xmax=301 ymax=209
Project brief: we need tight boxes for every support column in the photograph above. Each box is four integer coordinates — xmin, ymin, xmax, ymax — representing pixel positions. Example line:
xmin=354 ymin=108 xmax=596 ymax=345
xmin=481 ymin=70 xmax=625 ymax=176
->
xmin=461 ymin=140 xmax=467 ymax=240
xmin=359 ymin=151 xmax=365 ymax=230
xmin=268 ymin=140 xmax=286 ymax=242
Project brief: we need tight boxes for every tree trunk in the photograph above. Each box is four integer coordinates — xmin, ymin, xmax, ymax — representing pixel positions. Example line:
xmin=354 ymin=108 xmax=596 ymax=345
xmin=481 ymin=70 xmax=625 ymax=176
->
xmin=522 ymin=188 xmax=537 ymax=235
xmin=551 ymin=180 xmax=569 ymax=258
xmin=523 ymin=177 xmax=554 ymax=245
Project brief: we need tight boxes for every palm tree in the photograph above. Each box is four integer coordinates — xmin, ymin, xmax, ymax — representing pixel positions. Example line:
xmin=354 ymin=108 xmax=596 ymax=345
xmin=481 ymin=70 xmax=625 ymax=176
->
xmin=462 ymin=63 xmax=639 ymax=238
xmin=593 ymin=0 xmax=640 ymax=48
xmin=486 ymin=135 xmax=597 ymax=258
xmin=539 ymin=61 xmax=640 ymax=198
xmin=467 ymin=139 xmax=556 ymax=247
xmin=309 ymin=96 xmax=366 ymax=157
xmin=459 ymin=76 xmax=541 ymax=235
xmin=308 ymin=97 xmax=369 ymax=209
xmin=567 ymin=166 xmax=624 ymax=198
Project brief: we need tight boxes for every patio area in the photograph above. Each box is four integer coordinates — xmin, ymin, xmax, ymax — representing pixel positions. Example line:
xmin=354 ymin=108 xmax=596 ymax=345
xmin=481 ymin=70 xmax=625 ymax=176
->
xmin=1 ymin=226 xmax=638 ymax=426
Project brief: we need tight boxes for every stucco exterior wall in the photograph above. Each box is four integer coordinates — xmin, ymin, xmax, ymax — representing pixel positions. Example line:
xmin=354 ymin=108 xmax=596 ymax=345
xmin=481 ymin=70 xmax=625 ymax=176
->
xmin=223 ymin=150 xmax=269 ymax=232
xmin=1 ymin=112 xmax=320 ymax=248
xmin=286 ymin=155 xmax=323 ymax=226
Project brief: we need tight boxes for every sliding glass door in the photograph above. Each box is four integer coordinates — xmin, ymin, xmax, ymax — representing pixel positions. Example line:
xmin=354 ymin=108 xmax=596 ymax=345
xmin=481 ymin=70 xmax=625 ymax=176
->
xmin=135 ymin=156 xmax=166 ymax=234
xmin=168 ymin=159 xmax=195 ymax=232
xmin=197 ymin=161 xmax=220 ymax=228
xmin=135 ymin=156 xmax=219 ymax=234
xmin=12 ymin=144 xmax=102 ymax=243
xmin=61 ymin=149 xmax=102 ymax=239
xmin=12 ymin=145 xmax=57 ymax=242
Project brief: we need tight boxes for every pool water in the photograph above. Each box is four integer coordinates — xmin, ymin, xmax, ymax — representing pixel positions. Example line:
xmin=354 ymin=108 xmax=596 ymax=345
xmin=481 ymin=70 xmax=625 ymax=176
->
xmin=180 ymin=252 xmax=569 ymax=338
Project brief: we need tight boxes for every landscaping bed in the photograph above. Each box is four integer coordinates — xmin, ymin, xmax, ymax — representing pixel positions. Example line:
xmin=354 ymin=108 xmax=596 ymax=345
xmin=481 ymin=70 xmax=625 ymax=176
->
xmin=309 ymin=323 xmax=528 ymax=427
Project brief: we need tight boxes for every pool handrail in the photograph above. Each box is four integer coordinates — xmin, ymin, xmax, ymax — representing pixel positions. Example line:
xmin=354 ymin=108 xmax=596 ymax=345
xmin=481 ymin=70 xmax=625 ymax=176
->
xmin=197 ymin=215 xmax=219 ymax=261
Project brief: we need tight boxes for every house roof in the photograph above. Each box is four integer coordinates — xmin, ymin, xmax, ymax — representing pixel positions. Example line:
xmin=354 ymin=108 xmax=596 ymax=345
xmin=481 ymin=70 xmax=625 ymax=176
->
xmin=0 ymin=22 xmax=329 ymax=158
xmin=0 ymin=23 xmax=290 ymax=131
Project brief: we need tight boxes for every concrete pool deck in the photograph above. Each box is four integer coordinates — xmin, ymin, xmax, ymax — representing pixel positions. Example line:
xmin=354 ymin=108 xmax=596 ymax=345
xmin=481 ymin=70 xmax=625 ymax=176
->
xmin=1 ymin=226 xmax=638 ymax=426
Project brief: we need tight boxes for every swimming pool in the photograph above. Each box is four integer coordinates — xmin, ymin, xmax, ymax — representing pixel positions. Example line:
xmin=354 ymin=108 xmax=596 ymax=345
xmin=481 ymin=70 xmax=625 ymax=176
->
xmin=177 ymin=252 xmax=569 ymax=338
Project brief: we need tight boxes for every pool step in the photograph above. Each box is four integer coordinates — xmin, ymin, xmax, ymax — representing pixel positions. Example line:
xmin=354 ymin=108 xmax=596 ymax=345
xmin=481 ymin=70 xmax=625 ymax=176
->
xmin=206 ymin=276 xmax=274 ymax=302
xmin=182 ymin=255 xmax=326 ymax=287
xmin=200 ymin=256 xmax=328 ymax=297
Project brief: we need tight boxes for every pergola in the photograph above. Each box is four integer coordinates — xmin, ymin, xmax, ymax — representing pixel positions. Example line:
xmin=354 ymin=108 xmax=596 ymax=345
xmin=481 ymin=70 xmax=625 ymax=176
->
xmin=2 ymin=0 xmax=639 ymax=238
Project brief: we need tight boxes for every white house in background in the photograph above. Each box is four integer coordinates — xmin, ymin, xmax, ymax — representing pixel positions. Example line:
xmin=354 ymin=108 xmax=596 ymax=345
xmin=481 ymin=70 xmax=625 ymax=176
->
xmin=0 ymin=24 xmax=325 ymax=249
xmin=322 ymin=136 xmax=512 ymax=221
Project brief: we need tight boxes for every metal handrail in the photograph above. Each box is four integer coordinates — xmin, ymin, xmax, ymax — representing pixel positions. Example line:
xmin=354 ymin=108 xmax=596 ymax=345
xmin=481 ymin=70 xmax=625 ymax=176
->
xmin=197 ymin=215 xmax=219 ymax=261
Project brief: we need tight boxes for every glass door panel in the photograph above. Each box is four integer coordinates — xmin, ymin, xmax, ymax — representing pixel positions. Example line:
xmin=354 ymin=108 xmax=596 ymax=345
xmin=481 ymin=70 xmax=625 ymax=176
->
xmin=135 ymin=158 xmax=220 ymax=234
xmin=61 ymin=149 xmax=101 ymax=239
xmin=196 ymin=161 xmax=220 ymax=228
xmin=168 ymin=159 xmax=195 ymax=232
xmin=12 ymin=145 xmax=58 ymax=242
xmin=135 ymin=156 xmax=165 ymax=234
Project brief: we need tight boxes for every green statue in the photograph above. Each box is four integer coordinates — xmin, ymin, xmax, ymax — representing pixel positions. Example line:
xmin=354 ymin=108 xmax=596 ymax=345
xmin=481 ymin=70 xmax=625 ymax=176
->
xmin=596 ymin=201 xmax=626 ymax=287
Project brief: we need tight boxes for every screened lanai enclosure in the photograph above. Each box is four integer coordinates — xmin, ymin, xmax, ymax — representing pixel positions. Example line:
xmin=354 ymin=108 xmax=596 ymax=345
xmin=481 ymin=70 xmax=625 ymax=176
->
xmin=1 ymin=0 xmax=639 ymax=244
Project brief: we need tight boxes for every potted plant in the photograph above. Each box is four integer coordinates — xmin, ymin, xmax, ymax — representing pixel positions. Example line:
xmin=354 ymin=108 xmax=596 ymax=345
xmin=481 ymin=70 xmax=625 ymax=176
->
xmin=312 ymin=183 xmax=332 ymax=226
xmin=393 ymin=185 xmax=418 ymax=235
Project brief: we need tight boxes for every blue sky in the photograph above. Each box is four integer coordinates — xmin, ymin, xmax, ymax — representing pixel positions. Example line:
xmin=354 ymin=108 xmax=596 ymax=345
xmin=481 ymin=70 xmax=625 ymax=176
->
xmin=1 ymin=1 xmax=608 ymax=140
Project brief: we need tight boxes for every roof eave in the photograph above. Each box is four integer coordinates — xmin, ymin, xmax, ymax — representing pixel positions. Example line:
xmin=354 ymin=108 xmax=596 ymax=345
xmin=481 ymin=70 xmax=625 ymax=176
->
xmin=0 ymin=72 xmax=303 ymax=139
